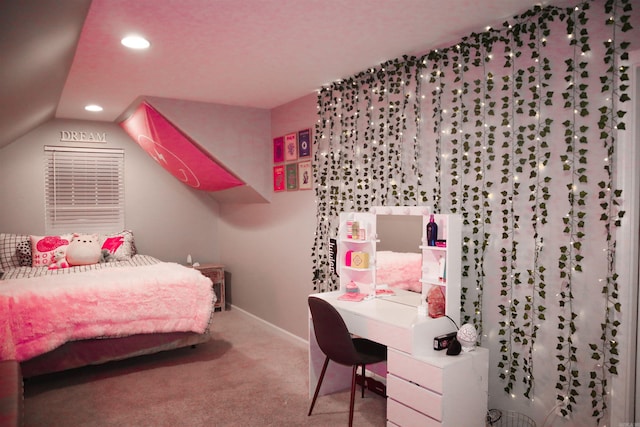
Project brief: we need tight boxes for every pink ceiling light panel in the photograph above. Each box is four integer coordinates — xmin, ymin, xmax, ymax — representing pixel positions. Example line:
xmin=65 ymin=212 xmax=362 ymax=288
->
xmin=120 ymin=102 xmax=244 ymax=191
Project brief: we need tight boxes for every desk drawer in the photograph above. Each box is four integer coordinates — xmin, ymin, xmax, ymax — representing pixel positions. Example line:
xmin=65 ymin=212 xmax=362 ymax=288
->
xmin=387 ymin=374 xmax=442 ymax=420
xmin=388 ymin=349 xmax=443 ymax=393
xmin=387 ymin=398 xmax=441 ymax=427
xmin=339 ymin=310 xmax=413 ymax=354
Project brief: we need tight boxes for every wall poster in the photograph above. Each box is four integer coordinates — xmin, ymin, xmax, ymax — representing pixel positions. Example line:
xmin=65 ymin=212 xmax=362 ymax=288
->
xmin=273 ymin=165 xmax=285 ymax=192
xmin=284 ymin=132 xmax=298 ymax=161
xmin=285 ymin=163 xmax=298 ymax=191
xmin=273 ymin=136 xmax=284 ymax=163
xmin=298 ymin=160 xmax=312 ymax=190
xmin=298 ymin=128 xmax=311 ymax=158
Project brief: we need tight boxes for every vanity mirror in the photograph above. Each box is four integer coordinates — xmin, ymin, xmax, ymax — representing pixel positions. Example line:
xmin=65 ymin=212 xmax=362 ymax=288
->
xmin=375 ymin=214 xmax=423 ymax=306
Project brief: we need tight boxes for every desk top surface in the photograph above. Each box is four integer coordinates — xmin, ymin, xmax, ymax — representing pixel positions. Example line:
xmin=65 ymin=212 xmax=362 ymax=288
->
xmin=310 ymin=290 xmax=445 ymax=330
xmin=310 ymin=290 xmax=484 ymax=362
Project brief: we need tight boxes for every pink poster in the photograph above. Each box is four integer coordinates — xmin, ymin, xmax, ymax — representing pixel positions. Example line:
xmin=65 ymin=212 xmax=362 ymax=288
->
xmin=273 ymin=165 xmax=285 ymax=192
xmin=120 ymin=102 xmax=244 ymax=191
xmin=273 ymin=136 xmax=284 ymax=163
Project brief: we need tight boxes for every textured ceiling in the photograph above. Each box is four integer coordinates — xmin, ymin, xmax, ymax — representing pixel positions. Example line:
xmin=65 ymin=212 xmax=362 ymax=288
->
xmin=58 ymin=0 xmax=565 ymax=122
xmin=1 ymin=0 xmax=568 ymax=148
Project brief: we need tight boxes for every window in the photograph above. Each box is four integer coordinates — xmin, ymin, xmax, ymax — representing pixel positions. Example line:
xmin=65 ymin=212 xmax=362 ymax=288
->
xmin=44 ymin=146 xmax=125 ymax=234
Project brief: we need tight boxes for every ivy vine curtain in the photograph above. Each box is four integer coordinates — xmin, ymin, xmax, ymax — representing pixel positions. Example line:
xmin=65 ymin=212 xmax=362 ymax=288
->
xmin=310 ymin=0 xmax=637 ymax=424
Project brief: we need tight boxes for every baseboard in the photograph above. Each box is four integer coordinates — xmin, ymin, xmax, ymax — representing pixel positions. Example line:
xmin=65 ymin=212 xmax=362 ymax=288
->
xmin=227 ymin=304 xmax=308 ymax=347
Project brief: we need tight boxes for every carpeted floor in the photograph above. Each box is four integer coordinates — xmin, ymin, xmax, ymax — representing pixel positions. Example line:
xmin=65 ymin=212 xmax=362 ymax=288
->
xmin=23 ymin=308 xmax=387 ymax=426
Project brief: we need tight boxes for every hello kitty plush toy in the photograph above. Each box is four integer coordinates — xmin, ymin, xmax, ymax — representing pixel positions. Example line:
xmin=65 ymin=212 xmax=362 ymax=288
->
xmin=48 ymin=248 xmax=69 ymax=270
xmin=66 ymin=233 xmax=102 ymax=266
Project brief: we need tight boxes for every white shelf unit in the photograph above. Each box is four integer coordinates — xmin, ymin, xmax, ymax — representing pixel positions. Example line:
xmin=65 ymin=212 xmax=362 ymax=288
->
xmin=419 ymin=213 xmax=461 ymax=325
xmin=338 ymin=212 xmax=377 ymax=297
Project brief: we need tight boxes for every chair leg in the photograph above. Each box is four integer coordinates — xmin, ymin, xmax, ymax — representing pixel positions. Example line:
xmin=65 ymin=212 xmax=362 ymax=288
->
xmin=349 ymin=365 xmax=358 ymax=427
xmin=308 ymin=356 xmax=330 ymax=416
xmin=361 ymin=364 xmax=366 ymax=398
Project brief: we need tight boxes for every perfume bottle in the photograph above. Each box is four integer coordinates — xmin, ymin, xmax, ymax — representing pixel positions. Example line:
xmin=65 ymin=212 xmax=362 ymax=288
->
xmin=426 ymin=214 xmax=438 ymax=246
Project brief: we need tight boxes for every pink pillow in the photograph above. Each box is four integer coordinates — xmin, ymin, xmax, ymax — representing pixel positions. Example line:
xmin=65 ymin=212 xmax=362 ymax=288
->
xmin=30 ymin=234 xmax=72 ymax=267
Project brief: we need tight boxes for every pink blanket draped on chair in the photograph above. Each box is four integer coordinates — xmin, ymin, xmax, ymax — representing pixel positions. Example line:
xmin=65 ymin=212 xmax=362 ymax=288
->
xmin=0 ymin=262 xmax=214 ymax=362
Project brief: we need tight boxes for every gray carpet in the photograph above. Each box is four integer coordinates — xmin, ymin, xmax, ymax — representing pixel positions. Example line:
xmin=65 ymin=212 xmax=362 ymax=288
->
xmin=24 ymin=308 xmax=386 ymax=426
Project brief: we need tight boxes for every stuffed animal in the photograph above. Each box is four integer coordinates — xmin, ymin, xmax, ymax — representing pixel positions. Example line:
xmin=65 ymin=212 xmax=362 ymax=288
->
xmin=99 ymin=248 xmax=115 ymax=263
xmin=47 ymin=248 xmax=69 ymax=270
xmin=66 ymin=233 xmax=101 ymax=266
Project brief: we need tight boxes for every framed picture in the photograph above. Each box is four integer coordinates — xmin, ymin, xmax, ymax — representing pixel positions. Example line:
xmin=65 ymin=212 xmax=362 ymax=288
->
xmin=298 ymin=160 xmax=312 ymax=190
xmin=273 ymin=165 xmax=285 ymax=192
xmin=273 ymin=136 xmax=284 ymax=163
xmin=298 ymin=128 xmax=311 ymax=158
xmin=284 ymin=132 xmax=298 ymax=161
xmin=286 ymin=163 xmax=298 ymax=191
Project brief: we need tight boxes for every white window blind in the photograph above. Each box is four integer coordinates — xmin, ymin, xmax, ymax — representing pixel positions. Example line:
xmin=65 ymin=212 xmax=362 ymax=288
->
xmin=44 ymin=146 xmax=125 ymax=234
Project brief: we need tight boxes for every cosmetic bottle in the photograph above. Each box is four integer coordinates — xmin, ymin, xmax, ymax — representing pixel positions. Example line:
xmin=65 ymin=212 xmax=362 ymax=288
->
xmin=345 ymin=250 xmax=353 ymax=267
xmin=426 ymin=214 xmax=438 ymax=246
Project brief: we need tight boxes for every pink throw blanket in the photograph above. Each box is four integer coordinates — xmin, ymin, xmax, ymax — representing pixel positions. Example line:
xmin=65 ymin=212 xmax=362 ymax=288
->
xmin=0 ymin=262 xmax=214 ymax=362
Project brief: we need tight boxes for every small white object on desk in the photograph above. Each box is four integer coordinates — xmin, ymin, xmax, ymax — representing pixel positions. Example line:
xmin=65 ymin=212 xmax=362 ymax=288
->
xmin=457 ymin=323 xmax=478 ymax=352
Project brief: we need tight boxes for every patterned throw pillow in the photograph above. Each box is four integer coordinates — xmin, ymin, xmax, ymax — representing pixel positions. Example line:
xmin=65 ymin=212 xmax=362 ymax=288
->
xmin=16 ymin=240 xmax=32 ymax=266
xmin=0 ymin=233 xmax=29 ymax=270
xmin=99 ymin=230 xmax=136 ymax=261
xmin=30 ymin=235 xmax=72 ymax=267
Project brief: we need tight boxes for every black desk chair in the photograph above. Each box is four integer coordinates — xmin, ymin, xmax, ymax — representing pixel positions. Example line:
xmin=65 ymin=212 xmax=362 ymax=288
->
xmin=308 ymin=296 xmax=387 ymax=427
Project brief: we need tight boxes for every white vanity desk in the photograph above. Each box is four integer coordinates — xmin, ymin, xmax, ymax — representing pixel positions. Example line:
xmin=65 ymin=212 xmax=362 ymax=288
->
xmin=308 ymin=290 xmax=488 ymax=427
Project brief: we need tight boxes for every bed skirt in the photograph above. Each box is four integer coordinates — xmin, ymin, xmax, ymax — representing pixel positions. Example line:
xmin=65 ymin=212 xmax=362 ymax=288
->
xmin=20 ymin=331 xmax=211 ymax=378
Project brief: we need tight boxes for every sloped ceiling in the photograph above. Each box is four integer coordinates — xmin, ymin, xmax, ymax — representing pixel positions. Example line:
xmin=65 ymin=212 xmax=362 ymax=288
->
xmin=0 ymin=0 xmax=92 ymax=148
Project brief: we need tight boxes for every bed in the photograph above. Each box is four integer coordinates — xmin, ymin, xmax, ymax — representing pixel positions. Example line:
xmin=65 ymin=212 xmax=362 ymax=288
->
xmin=0 ymin=232 xmax=216 ymax=378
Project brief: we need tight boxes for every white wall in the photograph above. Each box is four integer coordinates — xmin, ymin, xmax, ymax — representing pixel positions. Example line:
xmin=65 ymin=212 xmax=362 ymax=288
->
xmin=219 ymin=93 xmax=317 ymax=339
xmin=0 ymin=118 xmax=221 ymax=263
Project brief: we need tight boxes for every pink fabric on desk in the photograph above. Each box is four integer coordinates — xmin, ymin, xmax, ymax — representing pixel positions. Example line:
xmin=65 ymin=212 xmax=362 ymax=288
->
xmin=338 ymin=293 xmax=367 ymax=302
xmin=0 ymin=262 xmax=214 ymax=362
xmin=120 ymin=102 xmax=244 ymax=191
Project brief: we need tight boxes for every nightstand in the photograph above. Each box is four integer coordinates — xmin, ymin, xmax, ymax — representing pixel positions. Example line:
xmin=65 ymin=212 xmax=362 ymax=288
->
xmin=193 ymin=263 xmax=225 ymax=311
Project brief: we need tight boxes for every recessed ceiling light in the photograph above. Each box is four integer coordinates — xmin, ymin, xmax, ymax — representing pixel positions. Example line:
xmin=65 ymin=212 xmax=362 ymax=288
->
xmin=121 ymin=35 xmax=150 ymax=49
xmin=85 ymin=104 xmax=103 ymax=112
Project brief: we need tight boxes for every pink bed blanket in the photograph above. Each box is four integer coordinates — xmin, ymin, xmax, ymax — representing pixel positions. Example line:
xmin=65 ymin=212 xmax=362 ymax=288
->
xmin=0 ymin=262 xmax=214 ymax=362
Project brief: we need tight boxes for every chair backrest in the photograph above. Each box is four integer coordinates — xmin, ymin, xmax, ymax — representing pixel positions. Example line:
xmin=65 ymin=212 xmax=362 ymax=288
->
xmin=308 ymin=296 xmax=360 ymax=366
